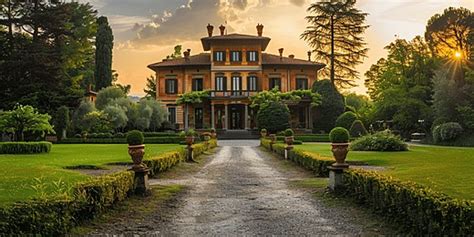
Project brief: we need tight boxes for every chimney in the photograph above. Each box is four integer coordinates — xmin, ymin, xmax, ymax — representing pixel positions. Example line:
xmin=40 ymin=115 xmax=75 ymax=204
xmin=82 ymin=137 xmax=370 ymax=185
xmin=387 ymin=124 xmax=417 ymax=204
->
xmin=256 ymin=24 xmax=264 ymax=36
xmin=307 ymin=51 xmax=312 ymax=61
xmin=207 ymin=23 xmax=214 ymax=37
xmin=289 ymin=54 xmax=295 ymax=59
xmin=279 ymin=48 xmax=284 ymax=60
xmin=184 ymin=49 xmax=191 ymax=60
xmin=219 ymin=25 xmax=225 ymax=36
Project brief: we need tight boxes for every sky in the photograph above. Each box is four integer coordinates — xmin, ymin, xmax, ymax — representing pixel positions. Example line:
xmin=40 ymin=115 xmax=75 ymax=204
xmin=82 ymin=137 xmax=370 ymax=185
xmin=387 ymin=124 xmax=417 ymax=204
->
xmin=81 ymin=0 xmax=473 ymax=96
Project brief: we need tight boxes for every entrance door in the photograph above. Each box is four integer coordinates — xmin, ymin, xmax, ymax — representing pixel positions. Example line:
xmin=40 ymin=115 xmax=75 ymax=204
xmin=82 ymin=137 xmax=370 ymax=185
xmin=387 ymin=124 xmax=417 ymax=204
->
xmin=195 ymin=108 xmax=203 ymax=129
xmin=229 ymin=105 xmax=243 ymax=129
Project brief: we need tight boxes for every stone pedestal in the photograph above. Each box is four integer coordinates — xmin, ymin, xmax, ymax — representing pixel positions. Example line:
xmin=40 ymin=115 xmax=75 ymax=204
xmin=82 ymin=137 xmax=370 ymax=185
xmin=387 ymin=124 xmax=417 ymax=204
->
xmin=133 ymin=168 xmax=151 ymax=196
xmin=284 ymin=146 xmax=293 ymax=159
xmin=328 ymin=165 xmax=348 ymax=192
xmin=186 ymin=145 xmax=194 ymax=162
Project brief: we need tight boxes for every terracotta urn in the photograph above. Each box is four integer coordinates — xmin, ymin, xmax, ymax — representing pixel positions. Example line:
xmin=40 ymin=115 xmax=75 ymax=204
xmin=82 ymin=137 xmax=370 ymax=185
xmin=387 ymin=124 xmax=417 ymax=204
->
xmin=269 ymin=134 xmax=276 ymax=143
xmin=128 ymin=144 xmax=145 ymax=170
xmin=260 ymin=131 xmax=267 ymax=138
xmin=186 ymin=136 xmax=195 ymax=146
xmin=285 ymin=136 xmax=294 ymax=146
xmin=211 ymin=132 xmax=217 ymax=139
xmin=331 ymin=143 xmax=350 ymax=167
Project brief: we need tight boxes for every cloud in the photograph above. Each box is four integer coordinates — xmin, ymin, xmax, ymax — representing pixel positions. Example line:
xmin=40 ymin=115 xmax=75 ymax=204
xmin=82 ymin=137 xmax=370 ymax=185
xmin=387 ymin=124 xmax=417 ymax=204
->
xmin=289 ymin=0 xmax=306 ymax=7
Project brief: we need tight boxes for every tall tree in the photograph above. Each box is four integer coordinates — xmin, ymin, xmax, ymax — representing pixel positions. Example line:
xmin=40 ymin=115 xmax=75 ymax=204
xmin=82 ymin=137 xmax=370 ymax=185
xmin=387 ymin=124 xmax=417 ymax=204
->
xmin=311 ymin=79 xmax=345 ymax=133
xmin=425 ymin=7 xmax=473 ymax=60
xmin=301 ymin=0 xmax=369 ymax=88
xmin=144 ymin=75 xmax=157 ymax=98
xmin=94 ymin=16 xmax=113 ymax=90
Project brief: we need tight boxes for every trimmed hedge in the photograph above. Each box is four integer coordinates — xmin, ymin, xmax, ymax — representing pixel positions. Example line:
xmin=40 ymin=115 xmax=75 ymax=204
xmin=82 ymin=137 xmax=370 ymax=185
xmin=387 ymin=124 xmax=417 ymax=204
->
xmin=0 ymin=171 xmax=134 ymax=235
xmin=145 ymin=139 xmax=217 ymax=177
xmin=58 ymin=137 xmax=182 ymax=144
xmin=276 ymin=134 xmax=330 ymax=142
xmin=344 ymin=169 xmax=473 ymax=235
xmin=261 ymin=139 xmax=334 ymax=177
xmin=350 ymin=131 xmax=408 ymax=151
xmin=143 ymin=132 xmax=179 ymax=137
xmin=0 ymin=142 xmax=52 ymax=154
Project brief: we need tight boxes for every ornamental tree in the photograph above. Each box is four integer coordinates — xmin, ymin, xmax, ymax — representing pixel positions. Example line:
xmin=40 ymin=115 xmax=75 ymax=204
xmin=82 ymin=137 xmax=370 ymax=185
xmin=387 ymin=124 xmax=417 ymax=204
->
xmin=256 ymin=101 xmax=290 ymax=134
xmin=0 ymin=104 xmax=54 ymax=141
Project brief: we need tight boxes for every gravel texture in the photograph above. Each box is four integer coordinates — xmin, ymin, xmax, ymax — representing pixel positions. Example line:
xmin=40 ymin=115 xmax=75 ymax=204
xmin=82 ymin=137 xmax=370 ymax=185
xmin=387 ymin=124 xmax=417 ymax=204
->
xmin=87 ymin=140 xmax=385 ymax=236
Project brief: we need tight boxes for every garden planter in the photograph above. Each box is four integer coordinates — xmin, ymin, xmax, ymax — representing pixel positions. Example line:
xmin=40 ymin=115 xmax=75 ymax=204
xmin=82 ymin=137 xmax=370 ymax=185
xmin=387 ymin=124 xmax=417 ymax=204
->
xmin=128 ymin=144 xmax=145 ymax=170
xmin=186 ymin=136 xmax=195 ymax=146
xmin=211 ymin=132 xmax=217 ymax=139
xmin=269 ymin=134 xmax=276 ymax=143
xmin=260 ymin=132 xmax=267 ymax=138
xmin=331 ymin=143 xmax=349 ymax=167
xmin=285 ymin=136 xmax=294 ymax=146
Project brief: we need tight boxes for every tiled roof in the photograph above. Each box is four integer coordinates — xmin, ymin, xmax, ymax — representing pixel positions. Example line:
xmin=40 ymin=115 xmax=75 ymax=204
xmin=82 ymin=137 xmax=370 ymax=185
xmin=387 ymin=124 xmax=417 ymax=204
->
xmin=147 ymin=53 xmax=325 ymax=69
xmin=147 ymin=53 xmax=211 ymax=69
xmin=201 ymin=33 xmax=271 ymax=51
xmin=262 ymin=53 xmax=325 ymax=68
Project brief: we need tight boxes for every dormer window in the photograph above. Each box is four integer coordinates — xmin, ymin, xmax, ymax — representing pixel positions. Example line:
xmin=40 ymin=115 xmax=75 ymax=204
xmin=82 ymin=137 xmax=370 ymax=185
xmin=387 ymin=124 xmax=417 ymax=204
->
xmin=230 ymin=51 xmax=241 ymax=62
xmin=214 ymin=51 xmax=225 ymax=62
xmin=247 ymin=51 xmax=258 ymax=62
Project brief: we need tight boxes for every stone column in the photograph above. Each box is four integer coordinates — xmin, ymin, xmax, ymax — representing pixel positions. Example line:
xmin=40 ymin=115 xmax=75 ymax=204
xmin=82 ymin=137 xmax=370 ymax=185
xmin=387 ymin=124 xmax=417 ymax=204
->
xmin=211 ymin=104 xmax=215 ymax=129
xmin=224 ymin=104 xmax=229 ymax=130
xmin=328 ymin=166 xmax=347 ymax=192
xmin=244 ymin=104 xmax=249 ymax=130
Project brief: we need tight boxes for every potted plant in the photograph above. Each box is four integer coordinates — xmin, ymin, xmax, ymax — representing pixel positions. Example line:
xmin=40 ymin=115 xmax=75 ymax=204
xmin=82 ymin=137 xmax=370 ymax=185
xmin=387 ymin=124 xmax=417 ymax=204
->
xmin=202 ymin=132 xmax=211 ymax=141
xmin=284 ymin=128 xmax=294 ymax=146
xmin=185 ymin=129 xmax=196 ymax=146
xmin=260 ymin=128 xmax=267 ymax=138
xmin=210 ymin=128 xmax=217 ymax=139
xmin=127 ymin=130 xmax=145 ymax=170
xmin=329 ymin=127 xmax=350 ymax=167
xmin=269 ymin=133 xmax=276 ymax=143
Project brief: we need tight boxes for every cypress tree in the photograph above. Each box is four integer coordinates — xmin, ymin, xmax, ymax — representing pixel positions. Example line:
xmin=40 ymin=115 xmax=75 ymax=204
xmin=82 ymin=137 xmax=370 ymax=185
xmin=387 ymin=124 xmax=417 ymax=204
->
xmin=94 ymin=16 xmax=114 ymax=90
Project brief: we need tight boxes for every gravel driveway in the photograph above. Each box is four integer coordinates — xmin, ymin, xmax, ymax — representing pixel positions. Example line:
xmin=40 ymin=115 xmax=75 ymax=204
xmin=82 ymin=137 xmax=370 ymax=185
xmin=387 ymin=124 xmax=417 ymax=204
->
xmin=88 ymin=140 xmax=384 ymax=235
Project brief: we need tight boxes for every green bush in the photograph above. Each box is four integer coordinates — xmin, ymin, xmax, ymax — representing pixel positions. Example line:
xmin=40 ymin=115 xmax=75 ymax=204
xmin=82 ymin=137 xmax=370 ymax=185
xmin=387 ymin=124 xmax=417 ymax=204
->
xmin=335 ymin=111 xmax=358 ymax=130
xmin=58 ymin=137 xmax=183 ymax=144
xmin=126 ymin=130 xmax=144 ymax=145
xmin=257 ymin=101 xmax=290 ymax=134
xmin=143 ymin=132 xmax=179 ymax=137
xmin=114 ymin=132 xmax=125 ymax=138
xmin=311 ymin=79 xmax=345 ymax=133
xmin=284 ymin=128 xmax=294 ymax=137
xmin=349 ymin=120 xmax=368 ymax=138
xmin=433 ymin=122 xmax=463 ymax=143
xmin=343 ymin=169 xmax=473 ymax=235
xmin=329 ymin=127 xmax=350 ymax=143
xmin=261 ymin=139 xmax=334 ymax=176
xmin=0 ymin=171 xmax=134 ymax=235
xmin=350 ymin=130 xmax=408 ymax=151
xmin=0 ymin=142 xmax=52 ymax=154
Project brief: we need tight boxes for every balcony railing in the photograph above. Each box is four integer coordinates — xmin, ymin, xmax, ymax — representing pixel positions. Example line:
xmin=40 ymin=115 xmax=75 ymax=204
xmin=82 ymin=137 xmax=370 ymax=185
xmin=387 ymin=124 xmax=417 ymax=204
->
xmin=209 ymin=90 xmax=259 ymax=98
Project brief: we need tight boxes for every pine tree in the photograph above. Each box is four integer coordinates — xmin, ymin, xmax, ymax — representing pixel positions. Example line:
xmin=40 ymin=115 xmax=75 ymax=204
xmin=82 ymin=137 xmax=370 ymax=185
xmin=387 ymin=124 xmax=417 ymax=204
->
xmin=301 ymin=0 xmax=369 ymax=88
xmin=94 ymin=16 xmax=114 ymax=90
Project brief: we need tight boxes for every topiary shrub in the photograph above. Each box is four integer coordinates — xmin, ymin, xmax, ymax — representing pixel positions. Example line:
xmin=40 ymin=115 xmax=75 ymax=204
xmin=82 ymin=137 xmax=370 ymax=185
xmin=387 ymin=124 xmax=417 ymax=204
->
xmin=329 ymin=127 xmax=350 ymax=143
xmin=349 ymin=120 xmax=368 ymax=138
xmin=126 ymin=130 xmax=144 ymax=145
xmin=284 ymin=128 xmax=294 ymax=137
xmin=432 ymin=122 xmax=463 ymax=143
xmin=335 ymin=111 xmax=358 ymax=130
xmin=257 ymin=101 xmax=290 ymax=134
xmin=311 ymin=80 xmax=345 ymax=133
xmin=350 ymin=130 xmax=408 ymax=151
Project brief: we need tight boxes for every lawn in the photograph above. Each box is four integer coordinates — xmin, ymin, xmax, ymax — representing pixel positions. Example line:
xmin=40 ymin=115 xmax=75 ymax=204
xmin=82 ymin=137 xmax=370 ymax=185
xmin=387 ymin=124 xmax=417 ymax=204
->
xmin=0 ymin=144 xmax=181 ymax=204
xmin=296 ymin=143 xmax=474 ymax=200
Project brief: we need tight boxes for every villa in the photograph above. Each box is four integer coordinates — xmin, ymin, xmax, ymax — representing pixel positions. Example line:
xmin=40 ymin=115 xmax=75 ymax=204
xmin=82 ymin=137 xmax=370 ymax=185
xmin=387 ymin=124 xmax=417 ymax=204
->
xmin=148 ymin=24 xmax=325 ymax=132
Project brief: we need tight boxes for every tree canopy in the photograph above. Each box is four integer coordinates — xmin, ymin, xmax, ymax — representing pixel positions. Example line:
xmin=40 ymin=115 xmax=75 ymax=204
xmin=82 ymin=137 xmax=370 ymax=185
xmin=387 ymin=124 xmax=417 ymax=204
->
xmin=301 ymin=0 xmax=369 ymax=88
xmin=0 ymin=105 xmax=54 ymax=141
xmin=94 ymin=16 xmax=114 ymax=90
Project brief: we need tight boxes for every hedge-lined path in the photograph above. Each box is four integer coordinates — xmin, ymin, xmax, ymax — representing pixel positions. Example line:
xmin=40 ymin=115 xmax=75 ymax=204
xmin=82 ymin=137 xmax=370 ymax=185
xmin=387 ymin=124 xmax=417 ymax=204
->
xmin=86 ymin=140 xmax=393 ymax=235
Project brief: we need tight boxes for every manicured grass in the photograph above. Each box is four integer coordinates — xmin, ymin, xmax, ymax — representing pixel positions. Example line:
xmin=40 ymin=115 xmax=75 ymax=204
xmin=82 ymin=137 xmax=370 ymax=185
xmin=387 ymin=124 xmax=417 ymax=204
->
xmin=296 ymin=143 xmax=474 ymax=200
xmin=0 ymin=144 xmax=181 ymax=204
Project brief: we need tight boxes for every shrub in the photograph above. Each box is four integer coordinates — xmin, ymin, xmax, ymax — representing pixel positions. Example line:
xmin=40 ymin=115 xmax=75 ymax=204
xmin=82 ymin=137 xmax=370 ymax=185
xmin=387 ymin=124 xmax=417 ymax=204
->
xmin=114 ymin=132 xmax=125 ymax=138
xmin=350 ymin=130 xmax=408 ymax=151
xmin=257 ymin=101 xmax=290 ymax=134
xmin=126 ymin=130 xmax=144 ymax=145
xmin=329 ymin=127 xmax=350 ymax=143
xmin=349 ymin=120 xmax=368 ymax=138
xmin=74 ymin=134 xmax=82 ymax=138
xmin=311 ymin=79 xmax=345 ymax=133
xmin=0 ymin=142 xmax=52 ymax=154
xmin=284 ymin=128 xmax=294 ymax=137
xmin=260 ymin=128 xmax=267 ymax=134
xmin=433 ymin=122 xmax=463 ymax=143
xmin=335 ymin=111 xmax=358 ymax=130
xmin=261 ymin=139 xmax=334 ymax=176
xmin=184 ymin=129 xmax=197 ymax=137
xmin=344 ymin=169 xmax=473 ymax=235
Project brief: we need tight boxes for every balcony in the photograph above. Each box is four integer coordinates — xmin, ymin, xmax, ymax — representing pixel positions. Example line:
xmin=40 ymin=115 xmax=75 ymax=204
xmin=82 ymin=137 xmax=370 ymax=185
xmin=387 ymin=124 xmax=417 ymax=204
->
xmin=209 ymin=90 xmax=259 ymax=98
